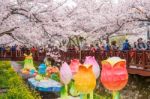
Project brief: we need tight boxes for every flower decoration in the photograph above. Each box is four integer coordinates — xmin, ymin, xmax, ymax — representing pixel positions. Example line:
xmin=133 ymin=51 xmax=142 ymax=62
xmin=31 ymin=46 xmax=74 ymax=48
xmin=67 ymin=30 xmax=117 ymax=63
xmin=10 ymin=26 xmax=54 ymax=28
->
xmin=74 ymin=64 xmax=96 ymax=94
xmin=70 ymin=59 xmax=80 ymax=75
xmin=60 ymin=62 xmax=72 ymax=85
xmin=84 ymin=56 xmax=100 ymax=79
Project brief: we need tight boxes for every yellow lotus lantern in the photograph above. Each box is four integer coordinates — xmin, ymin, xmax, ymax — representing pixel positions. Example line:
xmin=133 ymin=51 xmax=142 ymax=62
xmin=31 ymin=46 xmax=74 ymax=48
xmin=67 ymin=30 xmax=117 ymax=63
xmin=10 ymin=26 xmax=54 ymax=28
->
xmin=74 ymin=64 xmax=96 ymax=99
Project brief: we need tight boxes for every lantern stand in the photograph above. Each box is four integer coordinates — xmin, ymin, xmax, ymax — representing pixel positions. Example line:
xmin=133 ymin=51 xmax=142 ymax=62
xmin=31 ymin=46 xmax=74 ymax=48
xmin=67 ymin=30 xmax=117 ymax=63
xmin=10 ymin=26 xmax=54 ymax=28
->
xmin=112 ymin=91 xmax=120 ymax=99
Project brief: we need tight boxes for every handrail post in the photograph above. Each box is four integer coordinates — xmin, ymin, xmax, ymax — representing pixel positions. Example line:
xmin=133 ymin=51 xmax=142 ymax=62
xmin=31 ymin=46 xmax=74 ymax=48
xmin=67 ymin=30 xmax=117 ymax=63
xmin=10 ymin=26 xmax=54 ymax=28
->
xmin=142 ymin=51 xmax=146 ymax=69
xmin=126 ymin=51 xmax=129 ymax=68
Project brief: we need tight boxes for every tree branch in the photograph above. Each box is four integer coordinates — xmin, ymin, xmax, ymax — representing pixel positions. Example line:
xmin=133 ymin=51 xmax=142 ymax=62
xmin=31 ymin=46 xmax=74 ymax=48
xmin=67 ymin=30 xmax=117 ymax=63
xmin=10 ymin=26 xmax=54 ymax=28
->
xmin=0 ymin=27 xmax=19 ymax=37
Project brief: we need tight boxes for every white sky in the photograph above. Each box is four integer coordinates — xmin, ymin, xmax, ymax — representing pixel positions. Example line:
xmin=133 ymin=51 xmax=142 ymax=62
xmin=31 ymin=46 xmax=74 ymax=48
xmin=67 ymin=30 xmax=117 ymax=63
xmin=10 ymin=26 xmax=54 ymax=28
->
xmin=54 ymin=0 xmax=76 ymax=7
xmin=112 ymin=0 xmax=119 ymax=4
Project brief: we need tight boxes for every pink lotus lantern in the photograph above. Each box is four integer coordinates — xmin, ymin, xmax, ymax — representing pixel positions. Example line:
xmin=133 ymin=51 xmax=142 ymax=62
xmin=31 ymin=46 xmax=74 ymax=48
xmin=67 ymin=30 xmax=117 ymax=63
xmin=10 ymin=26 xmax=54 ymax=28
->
xmin=60 ymin=62 xmax=72 ymax=99
xmin=84 ymin=56 xmax=100 ymax=79
xmin=70 ymin=59 xmax=81 ymax=75
xmin=60 ymin=62 xmax=72 ymax=84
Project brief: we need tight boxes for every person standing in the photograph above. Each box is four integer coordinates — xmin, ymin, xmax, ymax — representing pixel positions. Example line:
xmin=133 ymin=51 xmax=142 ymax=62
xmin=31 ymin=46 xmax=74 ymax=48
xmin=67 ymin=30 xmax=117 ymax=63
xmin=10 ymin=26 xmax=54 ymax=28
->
xmin=111 ymin=41 xmax=118 ymax=50
xmin=146 ymin=41 xmax=150 ymax=50
xmin=16 ymin=45 xmax=21 ymax=56
xmin=31 ymin=46 xmax=37 ymax=57
xmin=105 ymin=41 xmax=110 ymax=51
xmin=137 ymin=38 xmax=147 ymax=50
xmin=122 ymin=39 xmax=131 ymax=51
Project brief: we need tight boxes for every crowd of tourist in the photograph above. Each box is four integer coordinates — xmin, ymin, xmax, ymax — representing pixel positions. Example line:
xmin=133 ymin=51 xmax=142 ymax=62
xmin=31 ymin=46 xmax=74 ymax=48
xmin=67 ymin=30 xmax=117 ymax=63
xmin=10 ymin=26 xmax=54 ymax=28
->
xmin=0 ymin=38 xmax=150 ymax=56
xmin=0 ymin=45 xmax=45 ymax=57
xmin=67 ymin=38 xmax=150 ymax=52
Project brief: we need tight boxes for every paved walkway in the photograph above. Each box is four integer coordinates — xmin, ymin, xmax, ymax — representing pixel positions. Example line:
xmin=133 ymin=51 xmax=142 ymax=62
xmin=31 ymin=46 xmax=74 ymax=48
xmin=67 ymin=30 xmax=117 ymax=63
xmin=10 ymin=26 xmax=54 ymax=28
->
xmin=11 ymin=61 xmax=34 ymax=79
xmin=11 ymin=61 xmax=22 ymax=73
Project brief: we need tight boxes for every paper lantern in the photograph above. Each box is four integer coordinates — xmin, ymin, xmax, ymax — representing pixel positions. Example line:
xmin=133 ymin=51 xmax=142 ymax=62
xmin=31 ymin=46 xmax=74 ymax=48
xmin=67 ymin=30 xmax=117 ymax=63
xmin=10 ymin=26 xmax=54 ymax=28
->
xmin=29 ymin=69 xmax=35 ymax=75
xmin=60 ymin=62 xmax=72 ymax=85
xmin=74 ymin=64 xmax=96 ymax=94
xmin=84 ymin=56 xmax=100 ymax=79
xmin=70 ymin=59 xmax=80 ymax=75
xmin=35 ymin=75 xmax=43 ymax=81
xmin=101 ymin=57 xmax=128 ymax=91
xmin=23 ymin=53 xmax=36 ymax=70
xmin=38 ymin=63 xmax=47 ymax=75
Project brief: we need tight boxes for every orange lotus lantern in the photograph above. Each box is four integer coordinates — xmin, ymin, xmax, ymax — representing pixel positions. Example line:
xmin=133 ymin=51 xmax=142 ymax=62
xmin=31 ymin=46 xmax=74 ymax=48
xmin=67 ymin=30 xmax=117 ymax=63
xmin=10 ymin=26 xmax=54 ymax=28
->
xmin=70 ymin=59 xmax=80 ymax=75
xmin=74 ymin=64 xmax=96 ymax=99
xmin=101 ymin=57 xmax=128 ymax=99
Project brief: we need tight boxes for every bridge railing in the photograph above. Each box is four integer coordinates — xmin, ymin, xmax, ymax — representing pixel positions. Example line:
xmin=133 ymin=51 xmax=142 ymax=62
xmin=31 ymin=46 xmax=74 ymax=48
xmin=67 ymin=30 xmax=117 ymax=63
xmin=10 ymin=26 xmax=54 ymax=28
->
xmin=0 ymin=50 xmax=150 ymax=70
xmin=0 ymin=50 xmax=46 ymax=61
xmin=60 ymin=50 xmax=150 ymax=70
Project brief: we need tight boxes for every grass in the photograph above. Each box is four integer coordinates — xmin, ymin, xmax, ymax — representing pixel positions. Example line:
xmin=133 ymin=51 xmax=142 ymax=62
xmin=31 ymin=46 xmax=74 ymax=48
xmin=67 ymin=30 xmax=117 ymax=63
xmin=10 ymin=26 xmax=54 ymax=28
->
xmin=0 ymin=61 xmax=41 ymax=99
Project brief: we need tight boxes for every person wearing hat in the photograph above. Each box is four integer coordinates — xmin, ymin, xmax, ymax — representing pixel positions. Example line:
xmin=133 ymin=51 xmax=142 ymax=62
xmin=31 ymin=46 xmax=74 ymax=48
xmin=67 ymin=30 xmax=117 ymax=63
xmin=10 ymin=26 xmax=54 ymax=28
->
xmin=137 ymin=38 xmax=147 ymax=50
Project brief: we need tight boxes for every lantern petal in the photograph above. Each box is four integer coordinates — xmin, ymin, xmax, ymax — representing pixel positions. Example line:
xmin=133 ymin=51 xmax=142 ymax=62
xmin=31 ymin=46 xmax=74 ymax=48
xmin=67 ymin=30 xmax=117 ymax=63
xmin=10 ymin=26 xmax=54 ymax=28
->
xmin=114 ymin=61 xmax=126 ymax=68
xmin=106 ymin=57 xmax=123 ymax=67
xmin=60 ymin=62 xmax=72 ymax=85
xmin=84 ymin=56 xmax=100 ymax=79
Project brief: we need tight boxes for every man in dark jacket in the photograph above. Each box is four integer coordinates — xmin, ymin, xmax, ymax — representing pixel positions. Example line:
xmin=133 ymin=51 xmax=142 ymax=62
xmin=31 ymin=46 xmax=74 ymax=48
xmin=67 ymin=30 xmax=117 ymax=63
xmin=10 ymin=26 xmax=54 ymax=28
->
xmin=122 ymin=39 xmax=131 ymax=51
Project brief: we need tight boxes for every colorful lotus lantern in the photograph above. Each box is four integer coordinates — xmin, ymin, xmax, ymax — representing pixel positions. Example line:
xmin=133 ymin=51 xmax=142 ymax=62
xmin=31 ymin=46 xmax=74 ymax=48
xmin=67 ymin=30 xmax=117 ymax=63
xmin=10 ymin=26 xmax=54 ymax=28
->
xmin=74 ymin=64 xmax=96 ymax=99
xmin=70 ymin=59 xmax=80 ymax=75
xmin=24 ymin=53 xmax=36 ymax=70
xmin=46 ymin=66 xmax=59 ymax=75
xmin=21 ymin=53 xmax=36 ymax=75
xmin=38 ymin=63 xmax=47 ymax=75
xmin=101 ymin=57 xmax=128 ymax=99
xmin=84 ymin=56 xmax=100 ymax=79
xmin=46 ymin=66 xmax=59 ymax=81
xmin=60 ymin=62 xmax=72 ymax=99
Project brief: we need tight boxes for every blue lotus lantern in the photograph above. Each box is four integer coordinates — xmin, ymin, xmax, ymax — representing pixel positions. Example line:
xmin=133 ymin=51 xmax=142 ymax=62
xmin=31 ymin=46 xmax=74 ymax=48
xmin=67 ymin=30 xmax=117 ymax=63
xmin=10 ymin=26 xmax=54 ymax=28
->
xmin=38 ymin=63 xmax=47 ymax=75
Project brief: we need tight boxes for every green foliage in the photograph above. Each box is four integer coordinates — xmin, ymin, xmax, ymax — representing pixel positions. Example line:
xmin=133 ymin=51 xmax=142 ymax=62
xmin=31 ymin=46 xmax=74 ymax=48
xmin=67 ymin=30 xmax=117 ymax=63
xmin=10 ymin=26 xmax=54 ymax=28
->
xmin=0 ymin=61 xmax=41 ymax=99
xmin=94 ymin=93 xmax=111 ymax=99
xmin=50 ymin=73 xmax=60 ymax=82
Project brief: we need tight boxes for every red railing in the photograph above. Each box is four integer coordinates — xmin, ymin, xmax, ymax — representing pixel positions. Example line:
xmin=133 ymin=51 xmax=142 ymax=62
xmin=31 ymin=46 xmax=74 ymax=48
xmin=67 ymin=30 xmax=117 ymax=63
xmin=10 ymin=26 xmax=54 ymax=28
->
xmin=0 ymin=50 xmax=150 ymax=76
xmin=0 ymin=51 xmax=46 ymax=61
xmin=60 ymin=50 xmax=150 ymax=76
xmin=60 ymin=50 xmax=150 ymax=68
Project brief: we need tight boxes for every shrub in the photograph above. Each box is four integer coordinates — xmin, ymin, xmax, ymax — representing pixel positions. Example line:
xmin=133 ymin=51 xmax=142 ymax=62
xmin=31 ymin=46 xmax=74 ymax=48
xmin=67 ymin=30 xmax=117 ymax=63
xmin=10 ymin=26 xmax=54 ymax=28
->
xmin=0 ymin=61 xmax=41 ymax=99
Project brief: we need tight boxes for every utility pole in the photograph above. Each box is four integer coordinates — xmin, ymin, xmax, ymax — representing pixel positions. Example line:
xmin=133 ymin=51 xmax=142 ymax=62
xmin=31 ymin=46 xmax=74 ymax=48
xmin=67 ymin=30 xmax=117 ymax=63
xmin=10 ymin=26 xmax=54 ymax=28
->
xmin=147 ymin=22 xmax=150 ymax=40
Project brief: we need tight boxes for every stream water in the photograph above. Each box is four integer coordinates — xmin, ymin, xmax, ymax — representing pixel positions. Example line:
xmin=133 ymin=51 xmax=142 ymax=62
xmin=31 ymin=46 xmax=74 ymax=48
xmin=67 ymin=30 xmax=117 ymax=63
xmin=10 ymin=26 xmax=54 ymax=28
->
xmin=121 ymin=75 xmax=150 ymax=99
xmin=96 ymin=74 xmax=150 ymax=99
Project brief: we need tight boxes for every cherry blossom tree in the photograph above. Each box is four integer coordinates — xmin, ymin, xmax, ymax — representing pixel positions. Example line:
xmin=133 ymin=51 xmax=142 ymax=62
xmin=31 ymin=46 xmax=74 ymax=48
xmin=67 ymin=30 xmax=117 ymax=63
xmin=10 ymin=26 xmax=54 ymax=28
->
xmin=1 ymin=0 xmax=149 ymax=61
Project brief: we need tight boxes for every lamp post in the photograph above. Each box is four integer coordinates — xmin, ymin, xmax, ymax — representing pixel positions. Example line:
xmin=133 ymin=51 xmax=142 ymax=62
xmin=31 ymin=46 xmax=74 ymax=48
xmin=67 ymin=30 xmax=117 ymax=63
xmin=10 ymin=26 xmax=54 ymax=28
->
xmin=144 ymin=22 xmax=150 ymax=41
xmin=147 ymin=23 xmax=150 ymax=40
